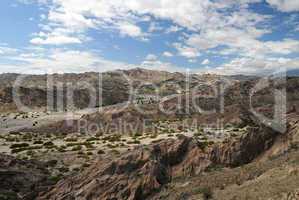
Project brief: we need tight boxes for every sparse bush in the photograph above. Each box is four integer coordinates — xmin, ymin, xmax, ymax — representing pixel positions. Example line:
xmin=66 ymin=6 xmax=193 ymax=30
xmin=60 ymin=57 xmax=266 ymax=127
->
xmin=33 ymin=140 xmax=43 ymax=144
xmin=150 ymin=134 xmax=158 ymax=139
xmin=58 ymin=167 xmax=69 ymax=173
xmin=26 ymin=150 xmax=35 ymax=156
xmin=72 ymin=167 xmax=80 ymax=172
xmin=6 ymin=137 xmax=18 ymax=142
xmin=43 ymin=141 xmax=54 ymax=146
xmin=64 ymin=137 xmax=78 ymax=142
xmin=134 ymin=133 xmax=143 ymax=137
xmin=48 ymin=175 xmax=62 ymax=183
xmin=86 ymin=137 xmax=99 ymax=142
xmin=66 ymin=142 xmax=94 ymax=147
xmin=197 ymin=141 xmax=209 ymax=151
xmin=46 ymin=160 xmax=58 ymax=167
xmin=127 ymin=140 xmax=141 ymax=145
xmin=9 ymin=131 xmax=21 ymax=135
xmin=176 ymin=134 xmax=185 ymax=140
xmin=97 ymin=150 xmax=105 ymax=155
xmin=10 ymin=143 xmax=29 ymax=149
xmin=11 ymin=145 xmax=43 ymax=154
xmin=82 ymin=163 xmax=91 ymax=168
xmin=102 ymin=135 xmax=121 ymax=143
xmin=107 ymin=144 xmax=117 ymax=149
xmin=194 ymin=187 xmax=213 ymax=200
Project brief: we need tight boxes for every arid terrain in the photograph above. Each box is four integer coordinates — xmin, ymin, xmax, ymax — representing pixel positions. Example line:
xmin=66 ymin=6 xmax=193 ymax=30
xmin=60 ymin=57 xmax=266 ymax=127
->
xmin=0 ymin=68 xmax=298 ymax=200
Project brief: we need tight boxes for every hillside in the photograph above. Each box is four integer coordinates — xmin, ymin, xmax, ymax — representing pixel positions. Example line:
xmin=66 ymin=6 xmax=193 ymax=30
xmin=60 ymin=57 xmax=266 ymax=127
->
xmin=0 ymin=69 xmax=298 ymax=200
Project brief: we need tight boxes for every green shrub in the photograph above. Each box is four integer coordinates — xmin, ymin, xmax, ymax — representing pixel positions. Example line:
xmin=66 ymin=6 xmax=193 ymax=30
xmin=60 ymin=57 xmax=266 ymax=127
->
xmin=64 ymin=137 xmax=78 ymax=142
xmin=43 ymin=141 xmax=54 ymax=146
xmin=86 ymin=137 xmax=99 ymax=142
xmin=10 ymin=143 xmax=29 ymax=149
xmin=201 ymin=187 xmax=213 ymax=200
xmin=58 ymin=167 xmax=69 ymax=173
xmin=102 ymin=135 xmax=121 ymax=142
xmin=11 ymin=145 xmax=43 ymax=154
xmin=97 ymin=150 xmax=105 ymax=155
xmin=33 ymin=140 xmax=43 ymax=144
xmin=48 ymin=175 xmax=62 ymax=183
xmin=150 ymin=134 xmax=158 ymax=139
xmin=82 ymin=163 xmax=91 ymax=168
xmin=127 ymin=140 xmax=141 ymax=144
xmin=66 ymin=142 xmax=94 ymax=147
xmin=107 ymin=144 xmax=117 ymax=149
xmin=197 ymin=141 xmax=209 ymax=151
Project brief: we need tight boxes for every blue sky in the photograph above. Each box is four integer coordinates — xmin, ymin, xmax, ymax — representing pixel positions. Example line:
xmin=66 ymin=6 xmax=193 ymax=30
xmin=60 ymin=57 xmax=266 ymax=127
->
xmin=0 ymin=0 xmax=298 ymax=75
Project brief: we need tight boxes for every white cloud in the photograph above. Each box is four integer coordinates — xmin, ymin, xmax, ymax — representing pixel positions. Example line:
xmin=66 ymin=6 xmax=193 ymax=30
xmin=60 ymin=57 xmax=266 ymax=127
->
xmin=266 ymin=0 xmax=299 ymax=12
xmin=208 ymin=57 xmax=299 ymax=75
xmin=0 ymin=47 xmax=136 ymax=74
xmin=140 ymin=59 xmax=182 ymax=72
xmin=165 ymin=25 xmax=183 ymax=33
xmin=201 ymin=59 xmax=210 ymax=65
xmin=0 ymin=45 xmax=19 ymax=55
xmin=145 ymin=54 xmax=157 ymax=60
xmin=25 ymin=0 xmax=267 ymax=45
xmin=162 ymin=51 xmax=173 ymax=57
xmin=173 ymin=43 xmax=200 ymax=58
xmin=30 ymin=35 xmax=82 ymax=45
xmin=0 ymin=44 xmax=186 ymax=74
xmin=16 ymin=0 xmax=299 ymax=75
xmin=118 ymin=22 xmax=145 ymax=38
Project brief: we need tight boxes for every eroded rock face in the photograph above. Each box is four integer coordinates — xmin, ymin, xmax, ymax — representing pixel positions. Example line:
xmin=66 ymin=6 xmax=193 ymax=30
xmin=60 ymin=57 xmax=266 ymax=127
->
xmin=38 ymin=138 xmax=191 ymax=200
xmin=0 ymin=154 xmax=52 ymax=200
xmin=210 ymin=126 xmax=280 ymax=167
xmin=38 ymin=121 xmax=283 ymax=200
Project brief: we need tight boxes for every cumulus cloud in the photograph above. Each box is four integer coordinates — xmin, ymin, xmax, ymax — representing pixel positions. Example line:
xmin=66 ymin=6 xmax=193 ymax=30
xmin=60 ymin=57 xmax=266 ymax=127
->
xmin=25 ymin=0 xmax=268 ymax=45
xmin=173 ymin=43 xmax=200 ymax=58
xmin=16 ymin=0 xmax=299 ymax=75
xmin=0 ymin=46 xmax=185 ymax=74
xmin=201 ymin=59 xmax=210 ymax=65
xmin=208 ymin=57 xmax=299 ymax=75
xmin=30 ymin=35 xmax=82 ymax=45
xmin=0 ymin=47 xmax=135 ymax=74
xmin=162 ymin=51 xmax=173 ymax=57
xmin=118 ymin=22 xmax=145 ymax=38
xmin=266 ymin=0 xmax=299 ymax=12
xmin=141 ymin=59 xmax=183 ymax=72
xmin=145 ymin=54 xmax=158 ymax=60
xmin=165 ymin=25 xmax=183 ymax=33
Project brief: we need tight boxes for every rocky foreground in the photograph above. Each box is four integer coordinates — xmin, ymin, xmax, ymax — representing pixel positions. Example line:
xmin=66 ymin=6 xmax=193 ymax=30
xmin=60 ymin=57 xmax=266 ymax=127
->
xmin=36 ymin=113 xmax=299 ymax=200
